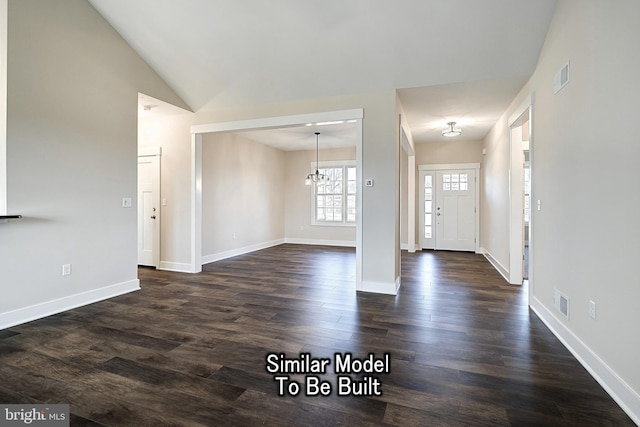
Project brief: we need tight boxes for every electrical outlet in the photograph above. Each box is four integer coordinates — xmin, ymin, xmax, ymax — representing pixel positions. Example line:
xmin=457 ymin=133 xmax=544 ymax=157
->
xmin=589 ymin=300 xmax=596 ymax=320
xmin=62 ymin=264 xmax=72 ymax=276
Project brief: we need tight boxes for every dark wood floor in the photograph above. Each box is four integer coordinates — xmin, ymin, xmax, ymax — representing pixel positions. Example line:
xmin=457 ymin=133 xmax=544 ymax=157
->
xmin=0 ymin=245 xmax=634 ymax=426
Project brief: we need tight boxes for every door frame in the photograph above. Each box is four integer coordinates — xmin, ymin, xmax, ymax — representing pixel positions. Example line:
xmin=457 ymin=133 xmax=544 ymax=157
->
xmin=508 ymin=94 xmax=534 ymax=287
xmin=138 ymin=147 xmax=161 ymax=268
xmin=418 ymin=163 xmax=480 ymax=253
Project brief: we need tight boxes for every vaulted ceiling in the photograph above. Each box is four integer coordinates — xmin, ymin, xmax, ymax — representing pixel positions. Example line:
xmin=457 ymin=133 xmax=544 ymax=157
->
xmin=92 ymin=0 xmax=557 ymax=146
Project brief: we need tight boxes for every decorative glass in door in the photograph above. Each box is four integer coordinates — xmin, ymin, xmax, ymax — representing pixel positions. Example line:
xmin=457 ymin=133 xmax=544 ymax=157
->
xmin=424 ymin=175 xmax=433 ymax=239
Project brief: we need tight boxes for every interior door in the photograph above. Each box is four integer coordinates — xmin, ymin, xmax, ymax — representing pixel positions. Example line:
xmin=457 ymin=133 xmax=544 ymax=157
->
xmin=435 ymin=169 xmax=476 ymax=251
xmin=138 ymin=155 xmax=160 ymax=267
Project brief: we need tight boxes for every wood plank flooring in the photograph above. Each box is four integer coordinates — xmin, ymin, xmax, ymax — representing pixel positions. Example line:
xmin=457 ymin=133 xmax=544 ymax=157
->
xmin=0 ymin=245 xmax=634 ymax=426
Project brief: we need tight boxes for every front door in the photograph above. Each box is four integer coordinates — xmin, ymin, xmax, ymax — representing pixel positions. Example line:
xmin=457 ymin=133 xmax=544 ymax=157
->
xmin=138 ymin=155 xmax=160 ymax=267
xmin=434 ymin=169 xmax=476 ymax=251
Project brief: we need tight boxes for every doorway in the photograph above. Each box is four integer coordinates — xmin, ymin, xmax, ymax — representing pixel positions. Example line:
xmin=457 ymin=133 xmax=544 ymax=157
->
xmin=189 ymin=109 xmax=364 ymax=290
xmin=508 ymin=96 xmax=533 ymax=286
xmin=418 ymin=163 xmax=480 ymax=252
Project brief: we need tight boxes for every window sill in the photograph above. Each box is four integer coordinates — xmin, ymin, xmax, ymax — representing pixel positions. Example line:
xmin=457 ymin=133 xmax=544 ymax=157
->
xmin=311 ymin=221 xmax=356 ymax=228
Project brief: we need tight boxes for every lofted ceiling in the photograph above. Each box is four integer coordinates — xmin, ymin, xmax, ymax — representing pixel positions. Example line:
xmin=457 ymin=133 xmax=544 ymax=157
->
xmin=105 ymin=1 xmax=558 ymax=148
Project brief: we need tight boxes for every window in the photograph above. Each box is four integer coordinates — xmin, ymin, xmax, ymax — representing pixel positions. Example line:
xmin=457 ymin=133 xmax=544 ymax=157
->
xmin=313 ymin=163 xmax=356 ymax=225
xmin=442 ymin=173 xmax=468 ymax=191
xmin=424 ymin=175 xmax=433 ymax=239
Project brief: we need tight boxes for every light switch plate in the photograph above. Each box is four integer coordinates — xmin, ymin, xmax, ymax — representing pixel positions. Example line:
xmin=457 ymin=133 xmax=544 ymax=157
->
xmin=122 ymin=197 xmax=132 ymax=208
xmin=365 ymin=179 xmax=374 ymax=187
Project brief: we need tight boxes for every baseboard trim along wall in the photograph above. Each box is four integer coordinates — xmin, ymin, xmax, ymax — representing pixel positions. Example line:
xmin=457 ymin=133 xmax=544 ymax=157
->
xmin=479 ymin=247 xmax=509 ymax=283
xmin=530 ymin=297 xmax=640 ymax=425
xmin=201 ymin=239 xmax=286 ymax=265
xmin=158 ymin=261 xmax=197 ymax=273
xmin=284 ymin=238 xmax=356 ymax=247
xmin=360 ymin=278 xmax=399 ymax=295
xmin=0 ymin=279 xmax=140 ymax=330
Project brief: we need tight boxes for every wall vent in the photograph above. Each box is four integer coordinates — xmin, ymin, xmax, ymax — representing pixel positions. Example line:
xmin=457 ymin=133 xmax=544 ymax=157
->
xmin=554 ymin=61 xmax=570 ymax=94
xmin=553 ymin=289 xmax=570 ymax=319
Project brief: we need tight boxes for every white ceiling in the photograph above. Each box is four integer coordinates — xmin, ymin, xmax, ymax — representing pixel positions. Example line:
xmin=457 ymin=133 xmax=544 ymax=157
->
xmin=104 ymin=1 xmax=557 ymax=148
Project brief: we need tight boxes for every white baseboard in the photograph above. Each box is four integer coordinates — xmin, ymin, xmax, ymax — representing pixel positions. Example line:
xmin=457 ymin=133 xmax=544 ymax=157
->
xmin=401 ymin=243 xmax=419 ymax=252
xmin=0 ymin=279 xmax=140 ymax=330
xmin=479 ymin=247 xmax=509 ymax=283
xmin=158 ymin=261 xmax=194 ymax=273
xmin=360 ymin=277 xmax=400 ymax=295
xmin=201 ymin=238 xmax=286 ymax=265
xmin=530 ymin=297 xmax=640 ymax=425
xmin=284 ymin=238 xmax=356 ymax=247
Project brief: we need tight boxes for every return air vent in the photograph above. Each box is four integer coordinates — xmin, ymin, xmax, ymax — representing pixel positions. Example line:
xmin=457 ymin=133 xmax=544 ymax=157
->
xmin=554 ymin=61 xmax=570 ymax=94
xmin=553 ymin=289 xmax=570 ymax=319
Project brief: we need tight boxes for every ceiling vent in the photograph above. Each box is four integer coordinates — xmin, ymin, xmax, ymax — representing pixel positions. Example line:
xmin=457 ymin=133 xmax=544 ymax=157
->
xmin=554 ymin=61 xmax=570 ymax=94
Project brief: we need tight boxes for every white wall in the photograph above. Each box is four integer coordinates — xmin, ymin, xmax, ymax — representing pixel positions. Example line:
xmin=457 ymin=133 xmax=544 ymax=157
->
xmin=201 ymin=133 xmax=286 ymax=259
xmin=0 ymin=0 xmax=188 ymax=327
xmin=482 ymin=0 xmax=640 ymax=421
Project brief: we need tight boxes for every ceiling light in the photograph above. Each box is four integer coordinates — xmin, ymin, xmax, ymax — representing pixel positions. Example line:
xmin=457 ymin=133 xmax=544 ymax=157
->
xmin=315 ymin=120 xmax=345 ymax=126
xmin=442 ymin=122 xmax=462 ymax=137
xmin=305 ymin=132 xmax=331 ymax=186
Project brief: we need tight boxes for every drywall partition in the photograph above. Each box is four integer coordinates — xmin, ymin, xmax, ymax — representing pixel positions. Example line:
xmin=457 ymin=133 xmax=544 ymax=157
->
xmin=201 ymin=132 xmax=286 ymax=263
xmin=0 ymin=0 xmax=188 ymax=328
xmin=482 ymin=1 xmax=640 ymax=422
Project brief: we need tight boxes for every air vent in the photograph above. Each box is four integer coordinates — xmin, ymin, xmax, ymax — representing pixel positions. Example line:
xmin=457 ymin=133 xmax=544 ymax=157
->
xmin=553 ymin=289 xmax=570 ymax=319
xmin=554 ymin=61 xmax=570 ymax=94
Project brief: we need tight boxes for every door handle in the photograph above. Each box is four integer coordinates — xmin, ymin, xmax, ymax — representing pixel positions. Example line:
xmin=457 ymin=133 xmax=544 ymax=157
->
xmin=150 ymin=215 xmax=156 ymax=219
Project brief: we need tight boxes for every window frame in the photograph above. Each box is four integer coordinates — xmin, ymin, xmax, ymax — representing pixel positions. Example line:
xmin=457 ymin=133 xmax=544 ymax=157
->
xmin=310 ymin=160 xmax=356 ymax=227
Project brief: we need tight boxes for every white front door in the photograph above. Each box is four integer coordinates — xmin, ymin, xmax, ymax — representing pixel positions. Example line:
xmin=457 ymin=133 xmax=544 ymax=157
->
xmin=434 ymin=169 xmax=476 ymax=251
xmin=138 ymin=155 xmax=160 ymax=267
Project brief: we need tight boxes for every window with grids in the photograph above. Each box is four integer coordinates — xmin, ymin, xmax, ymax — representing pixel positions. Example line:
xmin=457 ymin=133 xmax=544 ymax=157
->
xmin=314 ymin=164 xmax=356 ymax=225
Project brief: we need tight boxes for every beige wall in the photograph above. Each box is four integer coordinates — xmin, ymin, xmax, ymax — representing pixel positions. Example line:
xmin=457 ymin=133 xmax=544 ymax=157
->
xmin=415 ymin=139 xmax=484 ymax=165
xmin=482 ymin=121 xmax=511 ymax=271
xmin=202 ymin=133 xmax=286 ymax=256
xmin=482 ymin=0 xmax=640 ymax=417
xmin=285 ymin=147 xmax=356 ymax=244
xmin=0 ymin=0 xmax=187 ymax=323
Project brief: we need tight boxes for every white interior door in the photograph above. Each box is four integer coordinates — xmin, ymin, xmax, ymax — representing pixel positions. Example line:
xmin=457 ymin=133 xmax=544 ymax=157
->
xmin=435 ymin=169 xmax=476 ymax=251
xmin=138 ymin=155 xmax=160 ymax=267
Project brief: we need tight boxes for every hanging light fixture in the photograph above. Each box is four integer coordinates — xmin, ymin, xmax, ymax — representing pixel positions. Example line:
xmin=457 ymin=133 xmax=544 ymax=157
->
xmin=305 ymin=132 xmax=331 ymax=185
xmin=442 ymin=121 xmax=462 ymax=137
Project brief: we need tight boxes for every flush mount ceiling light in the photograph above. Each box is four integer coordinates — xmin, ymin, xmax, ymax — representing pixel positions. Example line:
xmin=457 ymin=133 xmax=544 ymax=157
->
xmin=305 ymin=132 xmax=331 ymax=186
xmin=442 ymin=121 xmax=462 ymax=137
